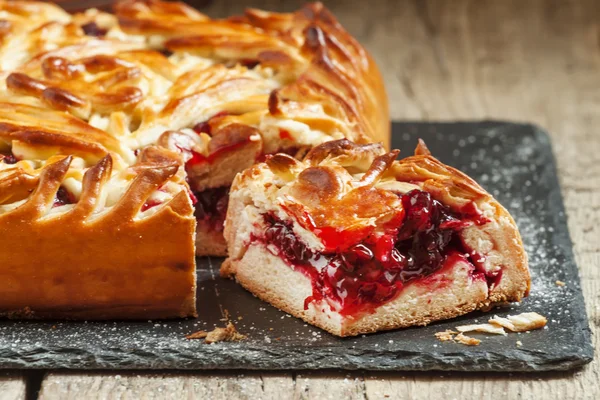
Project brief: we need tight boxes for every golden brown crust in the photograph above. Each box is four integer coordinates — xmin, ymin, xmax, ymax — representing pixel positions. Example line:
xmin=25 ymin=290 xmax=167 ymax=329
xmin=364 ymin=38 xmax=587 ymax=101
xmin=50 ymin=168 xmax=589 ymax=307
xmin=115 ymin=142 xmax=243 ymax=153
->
xmin=0 ymin=156 xmax=197 ymax=319
xmin=0 ymin=0 xmax=389 ymax=318
xmin=223 ymin=139 xmax=531 ymax=336
xmin=112 ymin=0 xmax=389 ymax=148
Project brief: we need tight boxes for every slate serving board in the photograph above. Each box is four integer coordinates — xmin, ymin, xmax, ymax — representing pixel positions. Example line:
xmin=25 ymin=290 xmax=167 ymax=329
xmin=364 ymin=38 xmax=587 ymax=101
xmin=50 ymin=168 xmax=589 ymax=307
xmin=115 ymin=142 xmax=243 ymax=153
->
xmin=0 ymin=122 xmax=593 ymax=371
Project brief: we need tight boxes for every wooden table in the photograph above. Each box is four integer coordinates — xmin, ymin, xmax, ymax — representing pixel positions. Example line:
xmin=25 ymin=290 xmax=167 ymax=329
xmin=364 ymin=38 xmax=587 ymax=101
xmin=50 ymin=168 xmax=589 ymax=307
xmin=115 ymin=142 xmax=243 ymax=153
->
xmin=2 ymin=0 xmax=599 ymax=398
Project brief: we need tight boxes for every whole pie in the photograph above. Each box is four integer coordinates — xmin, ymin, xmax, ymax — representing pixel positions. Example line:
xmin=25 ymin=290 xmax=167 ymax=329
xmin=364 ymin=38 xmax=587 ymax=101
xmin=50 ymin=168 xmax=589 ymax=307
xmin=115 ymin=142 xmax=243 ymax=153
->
xmin=0 ymin=1 xmax=388 ymax=319
xmin=222 ymin=140 xmax=530 ymax=336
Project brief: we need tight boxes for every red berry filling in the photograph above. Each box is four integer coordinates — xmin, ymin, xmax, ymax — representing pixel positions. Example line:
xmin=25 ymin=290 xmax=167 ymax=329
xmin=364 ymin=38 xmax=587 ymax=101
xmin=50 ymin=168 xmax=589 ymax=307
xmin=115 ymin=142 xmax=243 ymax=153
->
xmin=193 ymin=186 xmax=230 ymax=232
xmin=239 ymin=59 xmax=260 ymax=69
xmin=279 ymin=129 xmax=293 ymax=140
xmin=53 ymin=186 xmax=76 ymax=208
xmin=255 ymin=189 xmax=494 ymax=316
xmin=141 ymin=200 xmax=161 ymax=212
xmin=191 ymin=111 xmax=230 ymax=136
xmin=81 ymin=22 xmax=108 ymax=37
xmin=1 ymin=150 xmax=18 ymax=164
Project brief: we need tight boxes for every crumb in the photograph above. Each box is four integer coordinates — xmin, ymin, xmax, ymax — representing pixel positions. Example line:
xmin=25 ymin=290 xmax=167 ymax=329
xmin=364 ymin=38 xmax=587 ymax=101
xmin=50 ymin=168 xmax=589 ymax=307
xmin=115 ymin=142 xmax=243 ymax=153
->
xmin=555 ymin=280 xmax=566 ymax=287
xmin=489 ymin=312 xmax=547 ymax=332
xmin=434 ymin=330 xmax=457 ymax=342
xmin=516 ymin=341 xmax=523 ymax=347
xmin=455 ymin=323 xmax=507 ymax=336
xmin=455 ymin=333 xmax=480 ymax=346
xmin=186 ymin=322 xmax=246 ymax=343
xmin=219 ymin=308 xmax=231 ymax=322
xmin=479 ymin=304 xmax=494 ymax=312
xmin=479 ymin=302 xmax=510 ymax=312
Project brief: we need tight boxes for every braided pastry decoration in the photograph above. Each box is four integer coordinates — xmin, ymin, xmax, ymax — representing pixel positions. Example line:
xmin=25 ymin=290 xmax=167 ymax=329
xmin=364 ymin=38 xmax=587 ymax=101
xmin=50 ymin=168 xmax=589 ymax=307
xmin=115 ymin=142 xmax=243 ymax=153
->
xmin=0 ymin=0 xmax=388 ymax=319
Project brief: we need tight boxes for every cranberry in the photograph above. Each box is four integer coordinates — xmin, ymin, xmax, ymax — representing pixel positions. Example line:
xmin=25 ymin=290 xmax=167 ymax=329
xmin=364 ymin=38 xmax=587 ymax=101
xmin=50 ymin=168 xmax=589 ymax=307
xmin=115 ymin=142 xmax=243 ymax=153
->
xmin=388 ymin=248 xmax=408 ymax=271
xmin=193 ymin=186 xmax=230 ymax=232
xmin=191 ymin=111 xmax=230 ymax=136
xmin=1 ymin=152 xmax=17 ymax=164
xmin=264 ymin=217 xmax=315 ymax=265
xmin=192 ymin=121 xmax=211 ymax=135
xmin=141 ymin=200 xmax=161 ymax=212
xmin=81 ymin=22 xmax=107 ymax=37
xmin=397 ymin=190 xmax=434 ymax=240
xmin=53 ymin=187 xmax=75 ymax=207
xmin=279 ymin=129 xmax=293 ymax=140
xmin=394 ymin=190 xmax=464 ymax=280
xmin=349 ymin=244 xmax=373 ymax=261
xmin=239 ymin=59 xmax=260 ymax=69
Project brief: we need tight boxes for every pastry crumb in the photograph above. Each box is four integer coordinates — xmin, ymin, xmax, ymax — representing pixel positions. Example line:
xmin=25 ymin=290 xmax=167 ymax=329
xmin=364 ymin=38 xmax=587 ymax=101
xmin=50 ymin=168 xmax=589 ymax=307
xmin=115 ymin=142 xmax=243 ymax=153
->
xmin=436 ymin=312 xmax=547 ymax=347
xmin=489 ymin=312 xmax=547 ymax=332
xmin=456 ymin=323 xmax=507 ymax=336
xmin=435 ymin=330 xmax=481 ymax=346
xmin=455 ymin=333 xmax=480 ymax=346
xmin=186 ymin=322 xmax=247 ymax=343
xmin=434 ymin=330 xmax=457 ymax=342
xmin=555 ymin=280 xmax=566 ymax=287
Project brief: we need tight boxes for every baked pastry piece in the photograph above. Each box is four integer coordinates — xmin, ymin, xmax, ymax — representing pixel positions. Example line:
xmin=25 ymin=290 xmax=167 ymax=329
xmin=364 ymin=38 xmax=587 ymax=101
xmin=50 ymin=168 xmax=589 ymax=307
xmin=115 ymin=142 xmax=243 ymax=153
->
xmin=0 ymin=0 xmax=387 ymax=318
xmin=222 ymin=140 xmax=531 ymax=336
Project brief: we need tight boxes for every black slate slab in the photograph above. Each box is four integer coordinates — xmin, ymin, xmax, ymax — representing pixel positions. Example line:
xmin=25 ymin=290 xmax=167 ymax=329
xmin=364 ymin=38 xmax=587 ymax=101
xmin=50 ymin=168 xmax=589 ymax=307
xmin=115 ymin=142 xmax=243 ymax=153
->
xmin=0 ymin=122 xmax=593 ymax=371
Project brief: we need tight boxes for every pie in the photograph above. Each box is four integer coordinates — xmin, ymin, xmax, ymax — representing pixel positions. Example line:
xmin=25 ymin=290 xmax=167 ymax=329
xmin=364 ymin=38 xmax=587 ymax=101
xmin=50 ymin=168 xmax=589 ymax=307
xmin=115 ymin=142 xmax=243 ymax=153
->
xmin=222 ymin=139 xmax=531 ymax=336
xmin=0 ymin=1 xmax=388 ymax=319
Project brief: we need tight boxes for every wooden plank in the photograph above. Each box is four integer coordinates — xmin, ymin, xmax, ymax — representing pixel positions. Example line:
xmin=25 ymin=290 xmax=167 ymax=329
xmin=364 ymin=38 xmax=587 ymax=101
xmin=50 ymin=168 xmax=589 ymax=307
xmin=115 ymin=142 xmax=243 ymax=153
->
xmin=294 ymin=373 xmax=366 ymax=399
xmin=0 ymin=373 xmax=27 ymax=400
xmin=39 ymin=372 xmax=294 ymax=400
xmin=38 ymin=0 xmax=600 ymax=398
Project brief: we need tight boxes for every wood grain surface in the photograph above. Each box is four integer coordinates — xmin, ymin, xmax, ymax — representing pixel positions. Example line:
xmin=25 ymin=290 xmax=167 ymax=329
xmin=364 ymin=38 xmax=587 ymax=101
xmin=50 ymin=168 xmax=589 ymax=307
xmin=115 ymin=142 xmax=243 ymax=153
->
xmin=17 ymin=0 xmax=600 ymax=399
xmin=0 ymin=373 xmax=26 ymax=400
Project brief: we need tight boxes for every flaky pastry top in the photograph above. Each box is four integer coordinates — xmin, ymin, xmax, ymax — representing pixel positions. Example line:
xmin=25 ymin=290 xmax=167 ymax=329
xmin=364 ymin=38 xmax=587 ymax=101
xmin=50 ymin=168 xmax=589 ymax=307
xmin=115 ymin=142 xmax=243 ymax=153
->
xmin=233 ymin=139 xmax=498 ymax=240
xmin=0 ymin=0 xmax=388 ymax=222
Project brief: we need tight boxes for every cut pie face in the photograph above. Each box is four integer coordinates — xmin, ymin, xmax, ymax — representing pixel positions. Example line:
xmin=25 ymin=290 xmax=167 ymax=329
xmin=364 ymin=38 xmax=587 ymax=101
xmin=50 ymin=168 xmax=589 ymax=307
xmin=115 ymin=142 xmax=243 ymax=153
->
xmin=222 ymin=139 xmax=531 ymax=336
xmin=0 ymin=0 xmax=388 ymax=319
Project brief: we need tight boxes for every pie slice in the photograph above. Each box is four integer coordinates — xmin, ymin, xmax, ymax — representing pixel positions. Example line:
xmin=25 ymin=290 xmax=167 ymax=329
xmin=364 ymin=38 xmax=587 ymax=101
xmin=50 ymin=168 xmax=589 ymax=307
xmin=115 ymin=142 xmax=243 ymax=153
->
xmin=222 ymin=139 xmax=531 ymax=336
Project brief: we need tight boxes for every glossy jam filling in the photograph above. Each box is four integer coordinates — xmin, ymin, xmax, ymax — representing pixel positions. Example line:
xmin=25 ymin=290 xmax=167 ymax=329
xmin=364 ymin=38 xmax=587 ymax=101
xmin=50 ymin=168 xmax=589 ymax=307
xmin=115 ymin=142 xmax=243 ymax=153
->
xmin=81 ymin=22 xmax=108 ymax=37
xmin=0 ymin=150 xmax=17 ymax=164
xmin=141 ymin=200 xmax=161 ymax=212
xmin=53 ymin=187 xmax=76 ymax=208
xmin=193 ymin=186 xmax=230 ymax=232
xmin=191 ymin=111 xmax=230 ymax=137
xmin=257 ymin=190 xmax=493 ymax=316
